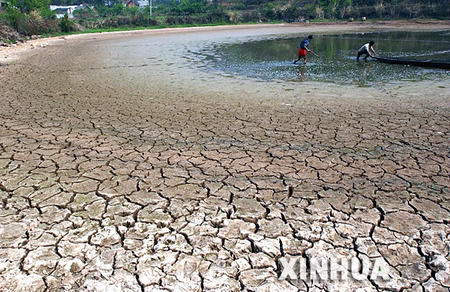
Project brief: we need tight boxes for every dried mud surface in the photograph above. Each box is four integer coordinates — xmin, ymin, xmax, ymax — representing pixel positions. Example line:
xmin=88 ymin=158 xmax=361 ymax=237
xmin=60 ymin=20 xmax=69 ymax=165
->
xmin=0 ymin=22 xmax=449 ymax=292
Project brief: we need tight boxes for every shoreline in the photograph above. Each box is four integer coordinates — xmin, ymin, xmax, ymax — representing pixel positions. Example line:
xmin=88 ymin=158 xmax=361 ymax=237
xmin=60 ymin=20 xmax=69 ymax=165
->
xmin=1 ymin=19 xmax=450 ymax=64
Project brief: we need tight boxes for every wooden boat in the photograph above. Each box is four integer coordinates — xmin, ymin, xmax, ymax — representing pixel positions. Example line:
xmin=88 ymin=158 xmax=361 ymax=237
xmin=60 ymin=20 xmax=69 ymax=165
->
xmin=374 ymin=56 xmax=450 ymax=70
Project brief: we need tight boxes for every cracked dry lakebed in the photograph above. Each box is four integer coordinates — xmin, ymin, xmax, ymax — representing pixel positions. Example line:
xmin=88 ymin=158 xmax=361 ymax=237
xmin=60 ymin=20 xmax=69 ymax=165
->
xmin=0 ymin=22 xmax=449 ymax=292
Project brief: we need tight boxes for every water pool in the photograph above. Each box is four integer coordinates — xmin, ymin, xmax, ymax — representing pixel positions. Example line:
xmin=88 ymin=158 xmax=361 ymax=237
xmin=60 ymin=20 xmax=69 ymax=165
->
xmin=197 ymin=30 xmax=450 ymax=85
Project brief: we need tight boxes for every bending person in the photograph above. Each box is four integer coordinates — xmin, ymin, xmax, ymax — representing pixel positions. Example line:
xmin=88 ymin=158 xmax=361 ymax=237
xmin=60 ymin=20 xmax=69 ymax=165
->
xmin=357 ymin=41 xmax=377 ymax=61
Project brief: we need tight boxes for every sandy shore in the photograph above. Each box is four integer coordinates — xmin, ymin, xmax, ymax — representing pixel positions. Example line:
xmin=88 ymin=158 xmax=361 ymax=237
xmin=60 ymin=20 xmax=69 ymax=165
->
xmin=0 ymin=21 xmax=449 ymax=292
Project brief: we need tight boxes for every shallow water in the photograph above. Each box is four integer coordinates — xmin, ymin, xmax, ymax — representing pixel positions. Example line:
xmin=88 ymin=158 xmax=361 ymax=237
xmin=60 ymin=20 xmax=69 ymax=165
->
xmin=197 ymin=30 xmax=450 ymax=85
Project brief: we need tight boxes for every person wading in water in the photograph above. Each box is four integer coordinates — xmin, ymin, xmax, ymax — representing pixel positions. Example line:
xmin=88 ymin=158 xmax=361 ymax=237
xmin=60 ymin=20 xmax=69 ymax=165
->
xmin=357 ymin=41 xmax=377 ymax=61
xmin=293 ymin=35 xmax=318 ymax=64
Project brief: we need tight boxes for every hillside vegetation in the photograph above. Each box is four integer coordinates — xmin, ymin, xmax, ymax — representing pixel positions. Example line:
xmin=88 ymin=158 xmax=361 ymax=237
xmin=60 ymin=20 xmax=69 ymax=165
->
xmin=0 ymin=0 xmax=449 ymax=42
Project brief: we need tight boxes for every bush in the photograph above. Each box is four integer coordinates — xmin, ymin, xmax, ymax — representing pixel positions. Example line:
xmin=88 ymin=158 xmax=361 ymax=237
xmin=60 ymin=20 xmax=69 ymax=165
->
xmin=8 ymin=0 xmax=51 ymax=14
xmin=0 ymin=22 xmax=24 ymax=43
xmin=1 ymin=0 xmax=60 ymax=36
xmin=206 ymin=7 xmax=227 ymax=22
xmin=165 ymin=15 xmax=194 ymax=25
xmin=60 ymin=14 xmax=75 ymax=32
xmin=73 ymin=7 xmax=98 ymax=19
xmin=19 ymin=11 xmax=59 ymax=35
xmin=39 ymin=8 xmax=56 ymax=20
xmin=2 ymin=7 xmax=25 ymax=30
xmin=100 ymin=15 xmax=158 ymax=27
xmin=259 ymin=3 xmax=277 ymax=20
xmin=2 ymin=9 xmax=58 ymax=35
xmin=239 ymin=10 xmax=259 ymax=22
xmin=227 ymin=11 xmax=239 ymax=23
xmin=282 ymin=6 xmax=301 ymax=21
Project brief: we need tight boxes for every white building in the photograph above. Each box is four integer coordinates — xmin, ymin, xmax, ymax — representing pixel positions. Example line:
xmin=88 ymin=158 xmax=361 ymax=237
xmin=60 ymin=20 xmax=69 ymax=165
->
xmin=50 ymin=5 xmax=86 ymax=18
xmin=137 ymin=0 xmax=149 ymax=7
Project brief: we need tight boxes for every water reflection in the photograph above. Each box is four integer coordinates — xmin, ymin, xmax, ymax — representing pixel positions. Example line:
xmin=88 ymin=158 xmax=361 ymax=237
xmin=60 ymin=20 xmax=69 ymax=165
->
xmin=296 ymin=65 xmax=308 ymax=82
xmin=199 ymin=30 xmax=450 ymax=85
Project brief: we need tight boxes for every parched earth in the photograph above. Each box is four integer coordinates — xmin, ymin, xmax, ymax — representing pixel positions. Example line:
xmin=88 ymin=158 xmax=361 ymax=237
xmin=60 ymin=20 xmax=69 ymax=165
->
xmin=0 ymin=23 xmax=449 ymax=292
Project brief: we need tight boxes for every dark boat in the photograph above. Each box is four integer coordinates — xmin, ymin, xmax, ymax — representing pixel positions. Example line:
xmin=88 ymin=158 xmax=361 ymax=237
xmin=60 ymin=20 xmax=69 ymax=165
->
xmin=374 ymin=57 xmax=450 ymax=70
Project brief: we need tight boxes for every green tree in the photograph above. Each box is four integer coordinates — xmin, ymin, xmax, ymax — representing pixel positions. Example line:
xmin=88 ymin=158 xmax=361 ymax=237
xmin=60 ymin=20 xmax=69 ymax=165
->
xmin=176 ymin=0 xmax=208 ymax=15
xmin=319 ymin=0 xmax=352 ymax=18
xmin=7 ymin=0 xmax=51 ymax=13
xmin=260 ymin=3 xmax=276 ymax=20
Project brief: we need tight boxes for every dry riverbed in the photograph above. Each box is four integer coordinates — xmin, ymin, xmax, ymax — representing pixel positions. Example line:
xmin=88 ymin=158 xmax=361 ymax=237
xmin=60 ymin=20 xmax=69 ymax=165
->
xmin=0 ymin=21 xmax=449 ymax=292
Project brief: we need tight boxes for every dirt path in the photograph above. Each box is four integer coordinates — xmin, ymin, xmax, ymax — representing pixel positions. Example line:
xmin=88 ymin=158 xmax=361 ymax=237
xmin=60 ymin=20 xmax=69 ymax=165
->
xmin=0 ymin=22 xmax=449 ymax=292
